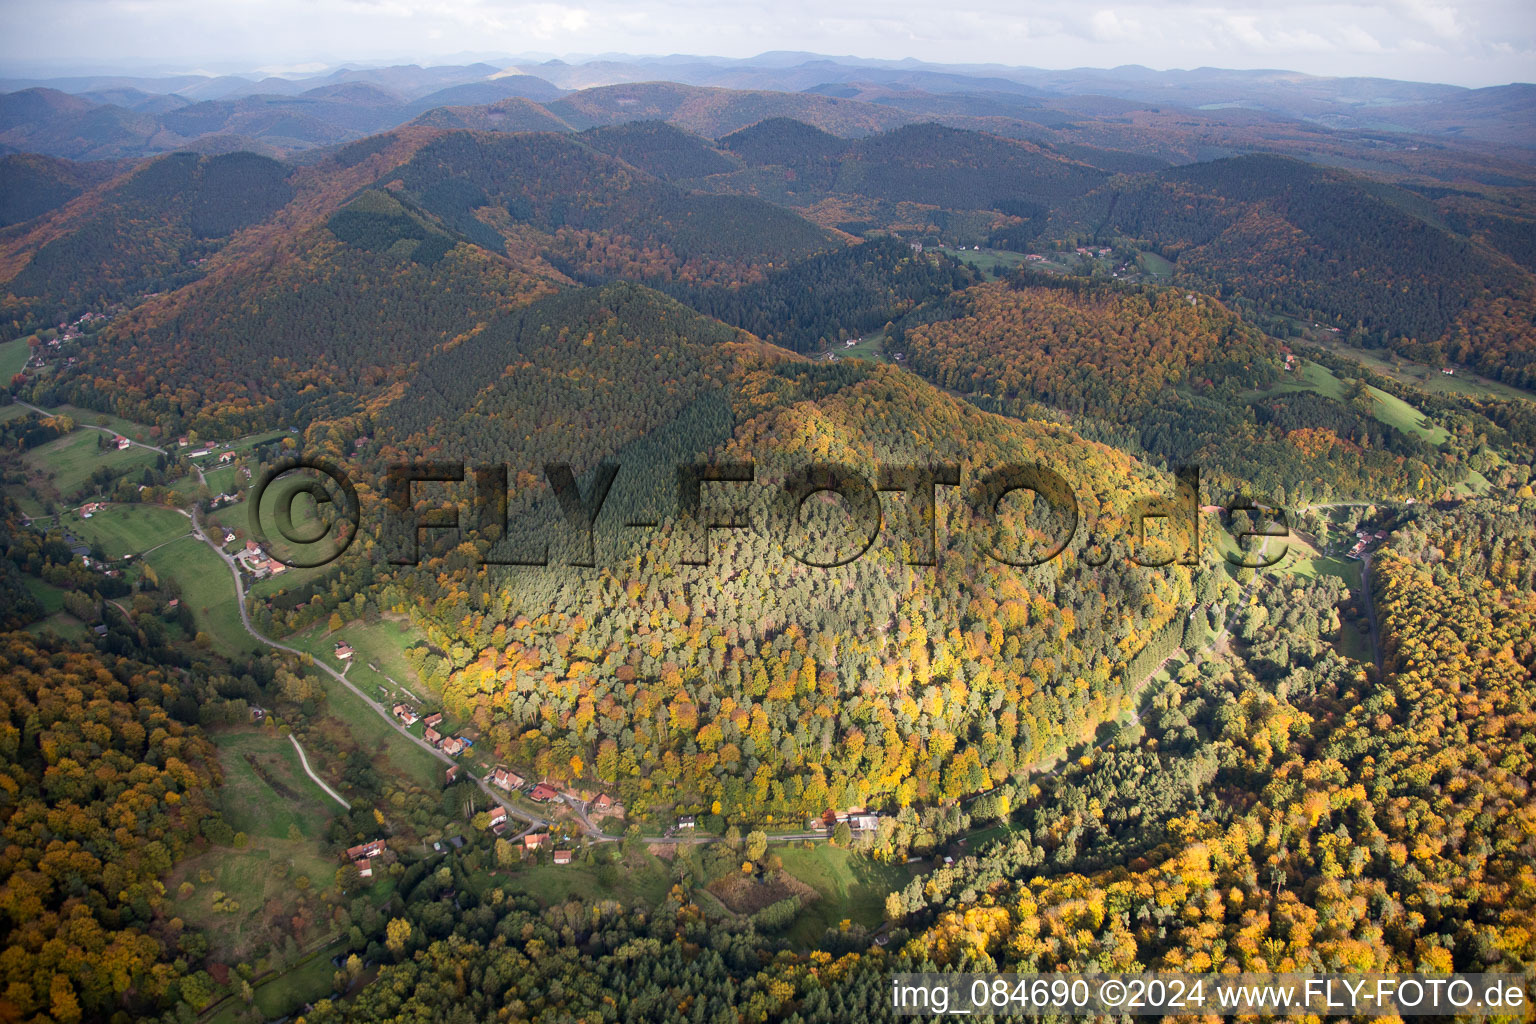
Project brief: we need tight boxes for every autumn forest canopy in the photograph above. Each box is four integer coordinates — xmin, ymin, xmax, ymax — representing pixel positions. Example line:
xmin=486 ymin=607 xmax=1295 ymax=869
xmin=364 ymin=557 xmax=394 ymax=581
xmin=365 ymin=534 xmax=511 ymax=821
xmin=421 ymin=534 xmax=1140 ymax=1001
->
xmin=0 ymin=53 xmax=1534 ymax=1024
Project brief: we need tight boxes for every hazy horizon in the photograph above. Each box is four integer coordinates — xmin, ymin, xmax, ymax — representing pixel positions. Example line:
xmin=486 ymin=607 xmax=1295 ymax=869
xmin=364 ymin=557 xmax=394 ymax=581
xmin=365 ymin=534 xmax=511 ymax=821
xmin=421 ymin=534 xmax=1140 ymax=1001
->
xmin=2 ymin=1 xmax=1533 ymax=89
xmin=1 ymin=51 xmax=1532 ymax=93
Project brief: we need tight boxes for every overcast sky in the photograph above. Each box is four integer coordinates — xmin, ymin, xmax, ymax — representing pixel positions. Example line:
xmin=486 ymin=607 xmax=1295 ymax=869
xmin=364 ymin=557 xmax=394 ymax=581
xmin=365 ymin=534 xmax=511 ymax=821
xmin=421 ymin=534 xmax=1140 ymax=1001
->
xmin=2 ymin=0 xmax=1531 ymax=87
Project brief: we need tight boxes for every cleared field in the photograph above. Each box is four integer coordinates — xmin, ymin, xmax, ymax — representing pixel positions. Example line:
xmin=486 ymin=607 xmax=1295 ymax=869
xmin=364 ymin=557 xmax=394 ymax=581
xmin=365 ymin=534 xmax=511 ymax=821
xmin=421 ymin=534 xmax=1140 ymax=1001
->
xmin=775 ymin=845 xmax=913 ymax=947
xmin=293 ymin=617 xmax=429 ymax=697
xmin=142 ymin=535 xmax=252 ymax=656
xmin=1250 ymin=359 xmax=1451 ymax=446
xmin=24 ymin=612 xmax=91 ymax=640
xmin=1287 ymin=549 xmax=1363 ymax=589
xmin=166 ymin=836 xmax=339 ymax=965
xmin=1311 ymin=337 xmax=1536 ymax=404
xmin=937 ymin=246 xmax=1033 ymax=277
xmin=836 ymin=329 xmax=888 ymax=363
xmin=22 ymin=576 xmax=66 ymax=615
xmin=51 ymin=404 xmax=162 ymax=445
xmin=21 ymin=575 xmax=87 ymax=638
xmin=313 ymin=669 xmax=446 ymax=791
xmin=1364 ymin=384 xmax=1450 ymax=445
xmin=163 ymin=730 xmax=347 ymax=971
xmin=213 ymin=730 xmax=342 ymax=841
xmin=1337 ymin=617 xmax=1374 ymax=663
xmin=201 ymin=464 xmax=238 ymax=495
xmin=64 ymin=503 xmax=189 ymax=559
xmin=244 ymin=942 xmax=346 ymax=1022
xmin=0 ymin=338 xmax=30 ymax=380
xmin=1252 ymin=359 xmax=1348 ymax=401
xmin=23 ymin=428 xmax=160 ymax=500
xmin=1139 ymin=250 xmax=1175 ymax=276
xmin=499 ymin=852 xmax=672 ymax=907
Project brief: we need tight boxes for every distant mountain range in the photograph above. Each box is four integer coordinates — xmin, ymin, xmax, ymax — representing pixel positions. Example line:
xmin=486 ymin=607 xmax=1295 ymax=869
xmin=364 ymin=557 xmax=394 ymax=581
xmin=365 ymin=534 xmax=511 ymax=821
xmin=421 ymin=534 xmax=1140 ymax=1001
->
xmin=1 ymin=53 xmax=1531 ymax=162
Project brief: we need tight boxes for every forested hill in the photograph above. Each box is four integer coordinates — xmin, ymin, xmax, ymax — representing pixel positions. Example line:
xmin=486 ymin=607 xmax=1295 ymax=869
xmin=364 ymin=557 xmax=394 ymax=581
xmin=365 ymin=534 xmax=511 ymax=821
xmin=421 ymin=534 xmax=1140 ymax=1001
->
xmin=381 ymin=130 xmax=835 ymax=265
xmin=0 ymin=150 xmax=293 ymax=337
xmin=2 ymin=127 xmax=848 ymax=433
xmin=3 ymin=114 xmax=1535 ymax=428
xmin=577 ymin=121 xmax=741 ymax=181
xmin=831 ymin=123 xmax=1108 ymax=208
xmin=892 ymin=274 xmax=1447 ymax=504
xmin=315 ymin=351 xmax=1204 ymax=829
xmin=0 ymin=152 xmax=122 ymax=227
xmin=1060 ymin=153 xmax=1536 ymax=388
xmin=666 ymin=236 xmax=978 ymax=352
xmin=375 ymin=281 xmax=760 ymax=472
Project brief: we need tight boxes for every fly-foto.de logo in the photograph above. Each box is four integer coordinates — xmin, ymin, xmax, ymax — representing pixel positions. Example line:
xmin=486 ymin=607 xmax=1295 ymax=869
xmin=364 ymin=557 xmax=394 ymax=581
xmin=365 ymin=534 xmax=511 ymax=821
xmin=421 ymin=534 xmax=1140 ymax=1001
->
xmin=251 ymin=458 xmax=1290 ymax=571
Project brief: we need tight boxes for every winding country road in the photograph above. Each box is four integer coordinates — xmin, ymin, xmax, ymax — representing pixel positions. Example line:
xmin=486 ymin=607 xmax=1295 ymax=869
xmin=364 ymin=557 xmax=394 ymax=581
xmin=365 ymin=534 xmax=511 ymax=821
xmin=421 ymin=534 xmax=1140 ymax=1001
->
xmin=184 ymin=504 xmax=835 ymax=849
xmin=14 ymin=398 xmax=209 ymax=487
xmin=289 ymin=734 xmax=351 ymax=809
xmin=187 ymin=505 xmax=570 ymax=836
xmin=14 ymin=399 xmax=168 ymax=454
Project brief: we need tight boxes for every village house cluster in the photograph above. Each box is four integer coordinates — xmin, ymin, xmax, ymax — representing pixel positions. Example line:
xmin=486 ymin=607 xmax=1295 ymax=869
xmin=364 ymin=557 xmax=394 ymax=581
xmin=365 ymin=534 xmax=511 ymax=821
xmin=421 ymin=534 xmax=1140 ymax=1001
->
xmin=389 ymin=706 xmax=473 ymax=756
xmin=1348 ymin=528 xmax=1390 ymax=560
xmin=344 ymin=838 xmax=386 ymax=879
xmin=808 ymin=808 xmax=883 ymax=834
xmin=236 ymin=539 xmax=288 ymax=579
xmin=516 ymin=831 xmax=572 ymax=864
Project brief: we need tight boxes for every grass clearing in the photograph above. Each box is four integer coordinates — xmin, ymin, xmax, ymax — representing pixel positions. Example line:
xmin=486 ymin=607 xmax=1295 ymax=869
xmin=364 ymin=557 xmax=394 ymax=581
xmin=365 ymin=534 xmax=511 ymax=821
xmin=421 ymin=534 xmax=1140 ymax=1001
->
xmin=838 ymin=329 xmax=889 ymax=363
xmin=775 ymin=844 xmax=913 ymax=947
xmin=212 ymin=729 xmax=341 ymax=841
xmin=1287 ymin=550 xmax=1363 ymax=589
xmin=1250 ymin=359 xmax=1451 ymax=446
xmin=0 ymin=338 xmax=30 ymax=381
xmin=22 ymin=428 xmax=160 ymax=501
xmin=1310 ymin=337 xmax=1536 ymax=404
xmin=1337 ymin=617 xmax=1374 ymax=662
xmin=500 ymin=850 xmax=672 ymax=907
xmin=165 ymin=730 xmax=347 ymax=967
xmin=1139 ymin=250 xmax=1175 ymax=276
xmin=248 ymin=942 xmax=345 ymax=1020
xmin=1363 ymin=384 xmax=1450 ymax=445
xmin=936 ymin=246 xmax=1051 ymax=278
xmin=142 ymin=535 xmax=252 ymax=657
xmin=22 ymin=577 xmax=88 ymax=640
xmin=24 ymin=612 xmax=91 ymax=641
xmin=1250 ymin=359 xmax=1348 ymax=401
xmin=0 ymin=401 xmax=32 ymax=424
xmin=167 ymin=836 xmax=339 ymax=965
xmin=22 ymin=576 xmax=67 ymax=615
xmin=292 ymin=617 xmax=430 ymax=700
xmin=51 ymin=404 xmax=162 ymax=445
xmin=64 ymin=503 xmax=189 ymax=559
xmin=201 ymin=464 xmax=238 ymax=495
xmin=312 ymin=669 xmax=446 ymax=791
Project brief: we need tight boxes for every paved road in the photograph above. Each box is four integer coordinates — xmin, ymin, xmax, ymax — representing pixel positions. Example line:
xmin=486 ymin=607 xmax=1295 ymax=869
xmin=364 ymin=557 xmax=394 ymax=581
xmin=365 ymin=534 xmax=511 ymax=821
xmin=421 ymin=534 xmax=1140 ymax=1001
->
xmin=186 ymin=504 xmax=830 ymax=851
xmin=14 ymin=399 xmax=168 ymax=454
xmin=290 ymin=734 xmax=351 ymax=809
xmin=188 ymin=504 xmax=568 ymax=836
xmin=13 ymin=398 xmax=209 ymax=487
